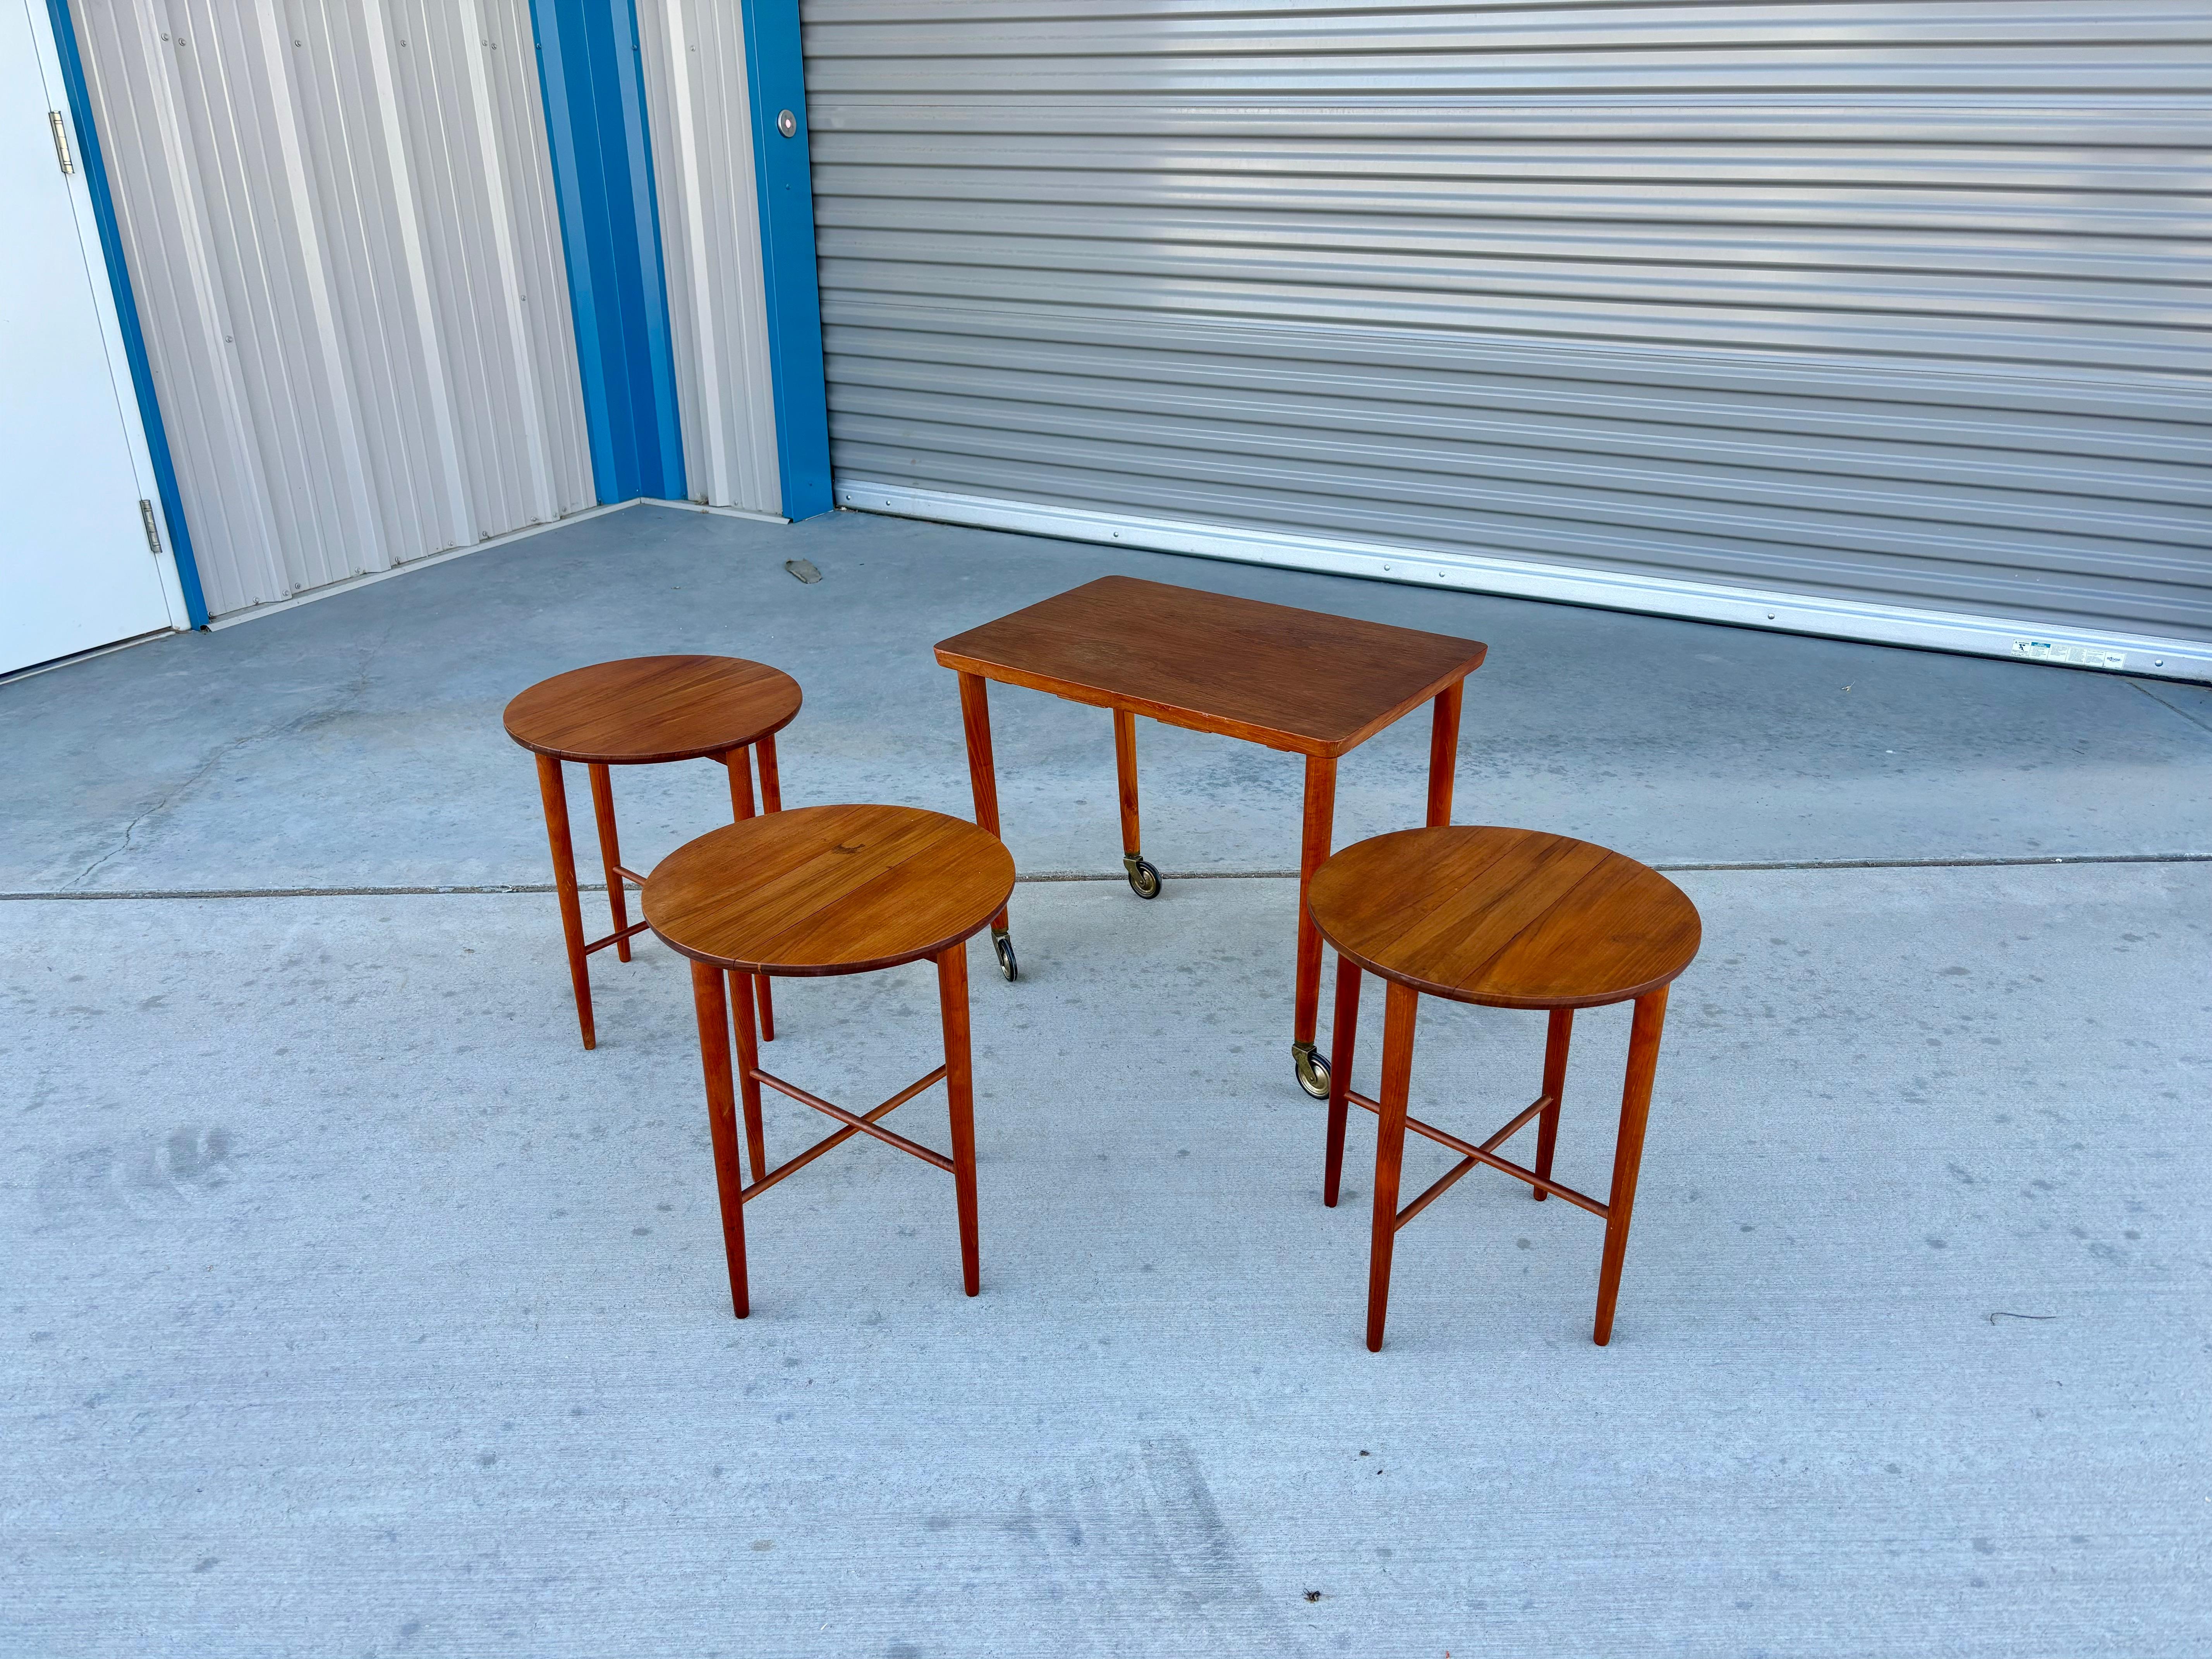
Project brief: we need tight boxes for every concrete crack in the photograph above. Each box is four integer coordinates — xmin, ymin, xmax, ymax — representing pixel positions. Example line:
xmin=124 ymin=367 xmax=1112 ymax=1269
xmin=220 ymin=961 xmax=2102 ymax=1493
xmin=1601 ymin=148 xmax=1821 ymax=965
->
xmin=2128 ymin=677 xmax=2212 ymax=740
xmin=67 ymin=643 xmax=381 ymax=890
xmin=69 ymin=746 xmax=234 ymax=889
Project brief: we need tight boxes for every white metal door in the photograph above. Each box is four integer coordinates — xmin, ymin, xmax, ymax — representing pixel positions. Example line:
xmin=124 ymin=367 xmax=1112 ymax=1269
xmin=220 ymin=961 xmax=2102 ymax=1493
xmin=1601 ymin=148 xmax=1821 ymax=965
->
xmin=0 ymin=0 xmax=173 ymax=675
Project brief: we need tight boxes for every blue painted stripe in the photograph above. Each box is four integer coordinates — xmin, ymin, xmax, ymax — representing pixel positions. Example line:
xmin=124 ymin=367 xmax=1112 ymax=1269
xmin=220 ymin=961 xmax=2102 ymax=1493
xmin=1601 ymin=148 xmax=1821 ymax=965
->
xmin=45 ymin=0 xmax=209 ymax=626
xmin=740 ymin=0 xmax=831 ymax=520
xmin=529 ymin=0 xmax=685 ymax=505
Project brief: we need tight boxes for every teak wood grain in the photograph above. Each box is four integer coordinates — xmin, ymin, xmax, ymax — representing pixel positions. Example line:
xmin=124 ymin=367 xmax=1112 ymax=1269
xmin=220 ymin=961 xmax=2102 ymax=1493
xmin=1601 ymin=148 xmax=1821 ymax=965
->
xmin=644 ymin=804 xmax=1016 ymax=977
xmin=1312 ymin=826 xmax=1699 ymax=1349
xmin=664 ymin=804 xmax=1003 ymax=1319
xmin=1306 ymin=826 xmax=1700 ymax=1010
xmin=509 ymin=655 xmax=798 ymax=1049
xmin=934 ymin=575 xmax=1487 ymax=758
xmin=504 ymin=654 xmax=801 ymax=765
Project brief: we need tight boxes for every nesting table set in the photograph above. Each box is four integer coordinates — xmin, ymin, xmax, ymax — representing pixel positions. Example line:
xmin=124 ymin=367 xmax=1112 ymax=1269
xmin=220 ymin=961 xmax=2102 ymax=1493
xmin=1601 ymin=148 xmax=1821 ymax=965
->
xmin=505 ymin=576 xmax=1700 ymax=1350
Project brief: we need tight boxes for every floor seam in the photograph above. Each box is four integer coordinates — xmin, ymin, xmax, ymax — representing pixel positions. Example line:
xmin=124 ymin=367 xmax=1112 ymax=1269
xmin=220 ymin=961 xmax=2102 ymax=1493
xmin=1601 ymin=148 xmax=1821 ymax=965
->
xmin=5 ymin=851 xmax=2209 ymax=902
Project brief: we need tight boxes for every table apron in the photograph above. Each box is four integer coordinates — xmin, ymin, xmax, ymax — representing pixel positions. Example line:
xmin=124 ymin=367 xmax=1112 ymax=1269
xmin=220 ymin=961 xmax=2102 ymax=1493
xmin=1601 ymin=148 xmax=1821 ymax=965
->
xmin=940 ymin=662 xmax=1468 ymax=759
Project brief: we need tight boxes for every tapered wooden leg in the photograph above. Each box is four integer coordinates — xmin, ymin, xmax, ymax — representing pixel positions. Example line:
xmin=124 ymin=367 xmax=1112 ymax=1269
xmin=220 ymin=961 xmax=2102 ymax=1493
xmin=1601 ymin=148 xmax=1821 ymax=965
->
xmin=752 ymin=967 xmax=776 ymax=1043
xmin=724 ymin=748 xmax=775 ymax=1041
xmin=958 ymin=672 xmax=1010 ymax=936
xmin=754 ymin=731 xmax=783 ymax=812
xmin=1112 ymin=707 xmax=1140 ymax=859
xmin=752 ymin=737 xmax=781 ymax=1038
xmin=725 ymin=745 xmax=756 ymax=820
xmin=1367 ymin=981 xmax=1419 ymax=1352
xmin=937 ymin=943 xmax=981 ymax=1297
xmin=534 ymin=754 xmax=594 ymax=1049
xmin=1426 ymin=680 xmax=1463 ymax=828
xmin=1534 ymin=1007 xmax=1572 ymax=1200
xmin=586 ymin=763 xmax=631 ymax=963
xmin=728 ymin=967 xmax=769 ymax=1184
xmin=690 ymin=961 xmax=749 ymax=1318
xmin=1294 ymin=754 xmax=1339 ymax=1049
xmin=1594 ymin=987 xmax=1668 ymax=1346
xmin=1323 ymin=955 xmax=1362 ymax=1207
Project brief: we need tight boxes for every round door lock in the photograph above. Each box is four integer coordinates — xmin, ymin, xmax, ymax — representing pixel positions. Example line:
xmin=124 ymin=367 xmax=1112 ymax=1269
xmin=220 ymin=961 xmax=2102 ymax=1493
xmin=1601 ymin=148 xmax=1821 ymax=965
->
xmin=776 ymin=108 xmax=797 ymax=139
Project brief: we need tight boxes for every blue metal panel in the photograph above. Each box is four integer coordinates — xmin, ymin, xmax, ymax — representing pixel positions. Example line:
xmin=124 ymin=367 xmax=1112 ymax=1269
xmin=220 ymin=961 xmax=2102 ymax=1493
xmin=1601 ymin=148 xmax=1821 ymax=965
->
xmin=741 ymin=0 xmax=831 ymax=519
xmin=529 ymin=0 xmax=685 ymax=505
xmin=46 ymin=0 xmax=208 ymax=626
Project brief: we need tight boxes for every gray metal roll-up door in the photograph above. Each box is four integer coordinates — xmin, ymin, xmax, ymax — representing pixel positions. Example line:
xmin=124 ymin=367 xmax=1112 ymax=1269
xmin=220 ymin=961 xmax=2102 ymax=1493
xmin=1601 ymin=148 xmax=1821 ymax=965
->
xmin=804 ymin=1 xmax=2212 ymax=679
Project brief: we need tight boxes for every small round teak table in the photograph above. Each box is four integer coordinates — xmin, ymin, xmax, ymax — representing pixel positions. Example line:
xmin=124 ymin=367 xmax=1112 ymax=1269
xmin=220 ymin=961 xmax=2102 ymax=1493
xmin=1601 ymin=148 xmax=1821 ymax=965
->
xmin=1306 ymin=826 xmax=1702 ymax=1351
xmin=503 ymin=655 xmax=800 ymax=1051
xmin=643 ymin=803 xmax=1017 ymax=1319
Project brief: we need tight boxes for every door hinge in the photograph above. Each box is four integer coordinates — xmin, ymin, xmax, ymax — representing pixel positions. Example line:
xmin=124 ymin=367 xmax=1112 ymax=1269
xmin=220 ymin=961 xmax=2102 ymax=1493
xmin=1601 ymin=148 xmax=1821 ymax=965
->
xmin=49 ymin=111 xmax=74 ymax=175
xmin=139 ymin=499 xmax=162 ymax=555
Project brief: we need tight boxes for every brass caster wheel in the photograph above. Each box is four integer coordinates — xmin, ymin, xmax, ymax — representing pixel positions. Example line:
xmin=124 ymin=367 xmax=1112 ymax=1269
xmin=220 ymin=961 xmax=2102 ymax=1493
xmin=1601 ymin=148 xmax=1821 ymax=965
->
xmin=1123 ymin=853 xmax=1162 ymax=900
xmin=1293 ymin=1041 xmax=1330 ymax=1100
xmin=993 ymin=929 xmax=1019 ymax=982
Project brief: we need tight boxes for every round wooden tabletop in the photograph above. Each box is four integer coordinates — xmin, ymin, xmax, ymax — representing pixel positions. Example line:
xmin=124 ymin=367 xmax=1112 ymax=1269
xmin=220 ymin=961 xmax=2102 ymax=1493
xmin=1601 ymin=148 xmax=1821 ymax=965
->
xmin=503 ymin=655 xmax=801 ymax=764
xmin=1307 ymin=826 xmax=1700 ymax=1010
xmin=644 ymin=804 xmax=1017 ymax=977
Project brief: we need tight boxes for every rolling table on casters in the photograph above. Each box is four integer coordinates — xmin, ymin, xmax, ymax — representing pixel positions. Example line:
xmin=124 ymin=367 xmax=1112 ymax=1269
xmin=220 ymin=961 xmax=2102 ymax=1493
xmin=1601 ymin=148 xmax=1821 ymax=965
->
xmin=935 ymin=575 xmax=1487 ymax=1098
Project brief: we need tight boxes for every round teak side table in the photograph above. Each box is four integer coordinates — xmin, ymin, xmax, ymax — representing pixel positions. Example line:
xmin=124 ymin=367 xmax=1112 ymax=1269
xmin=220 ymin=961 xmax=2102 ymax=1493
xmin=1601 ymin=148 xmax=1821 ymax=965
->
xmin=503 ymin=655 xmax=800 ymax=1050
xmin=1306 ymin=826 xmax=1702 ymax=1350
xmin=642 ymin=803 xmax=1017 ymax=1319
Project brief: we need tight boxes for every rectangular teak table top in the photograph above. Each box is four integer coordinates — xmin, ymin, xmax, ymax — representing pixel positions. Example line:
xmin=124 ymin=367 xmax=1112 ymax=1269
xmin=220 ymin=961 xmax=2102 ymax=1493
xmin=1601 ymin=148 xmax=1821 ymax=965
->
xmin=934 ymin=576 xmax=1489 ymax=758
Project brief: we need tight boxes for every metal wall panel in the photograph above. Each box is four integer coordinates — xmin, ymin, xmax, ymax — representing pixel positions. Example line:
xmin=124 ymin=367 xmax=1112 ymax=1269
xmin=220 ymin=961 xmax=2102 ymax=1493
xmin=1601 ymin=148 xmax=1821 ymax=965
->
xmin=636 ymin=0 xmax=780 ymax=514
xmin=534 ymin=0 xmax=686 ymax=505
xmin=68 ymin=0 xmax=595 ymax=617
xmin=805 ymin=1 xmax=2212 ymax=665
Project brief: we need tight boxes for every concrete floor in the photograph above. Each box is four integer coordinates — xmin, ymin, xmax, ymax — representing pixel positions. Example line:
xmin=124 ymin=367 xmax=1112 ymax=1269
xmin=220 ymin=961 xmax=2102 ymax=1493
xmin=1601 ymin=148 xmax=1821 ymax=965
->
xmin=4 ymin=504 xmax=2209 ymax=1657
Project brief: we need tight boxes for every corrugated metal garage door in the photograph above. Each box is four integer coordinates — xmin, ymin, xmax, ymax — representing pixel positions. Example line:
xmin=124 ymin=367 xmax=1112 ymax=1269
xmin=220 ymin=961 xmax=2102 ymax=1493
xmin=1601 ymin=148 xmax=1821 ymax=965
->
xmin=806 ymin=1 xmax=2212 ymax=675
xmin=70 ymin=0 xmax=596 ymax=618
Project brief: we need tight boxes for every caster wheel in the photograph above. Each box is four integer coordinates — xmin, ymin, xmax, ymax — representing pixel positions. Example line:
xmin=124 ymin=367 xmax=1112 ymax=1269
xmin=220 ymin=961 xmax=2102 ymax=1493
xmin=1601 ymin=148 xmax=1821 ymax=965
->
xmin=1124 ymin=855 xmax=1162 ymax=900
xmin=1293 ymin=1042 xmax=1330 ymax=1100
xmin=993 ymin=931 xmax=1019 ymax=982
